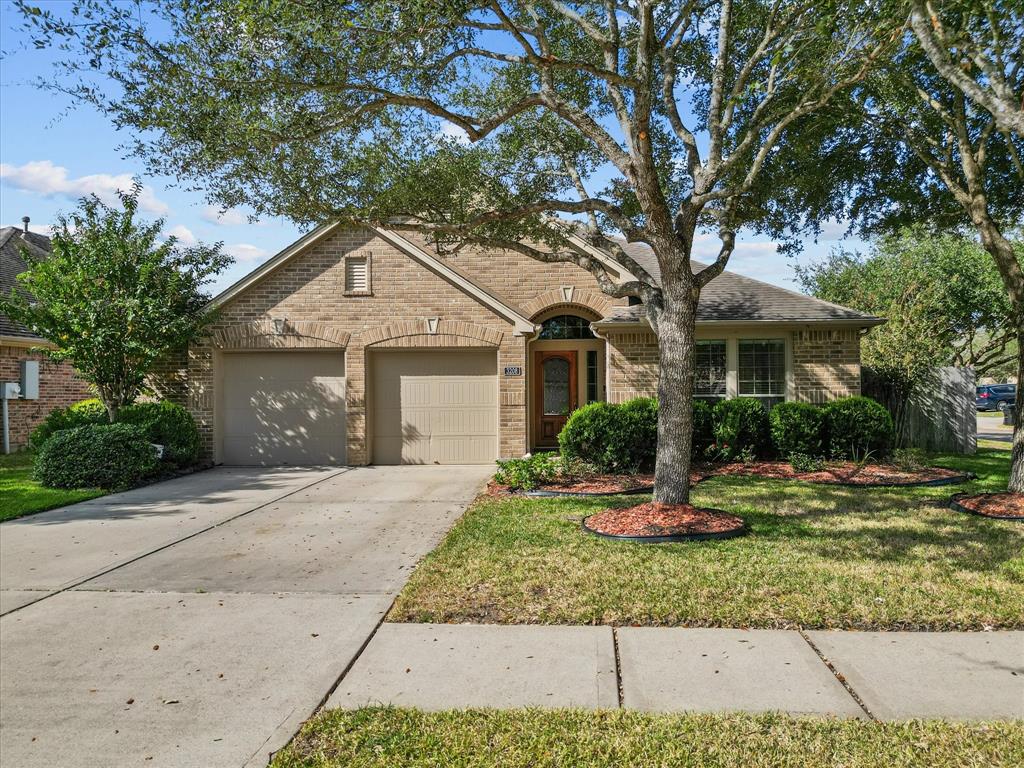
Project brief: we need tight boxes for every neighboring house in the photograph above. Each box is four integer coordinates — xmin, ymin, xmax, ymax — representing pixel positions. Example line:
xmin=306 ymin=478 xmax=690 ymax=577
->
xmin=155 ymin=223 xmax=883 ymax=466
xmin=0 ymin=223 xmax=93 ymax=451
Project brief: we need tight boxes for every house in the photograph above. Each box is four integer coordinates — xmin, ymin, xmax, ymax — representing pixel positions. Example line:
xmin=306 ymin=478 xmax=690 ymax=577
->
xmin=0 ymin=222 xmax=93 ymax=451
xmin=154 ymin=223 xmax=883 ymax=466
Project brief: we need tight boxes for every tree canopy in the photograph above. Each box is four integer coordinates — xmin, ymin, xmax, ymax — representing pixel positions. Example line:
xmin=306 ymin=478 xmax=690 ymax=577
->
xmin=0 ymin=186 xmax=231 ymax=421
xmin=797 ymin=230 xmax=1018 ymax=381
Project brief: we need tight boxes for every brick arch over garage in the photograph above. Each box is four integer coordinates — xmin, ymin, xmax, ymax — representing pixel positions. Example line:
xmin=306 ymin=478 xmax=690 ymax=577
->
xmin=523 ymin=287 xmax=614 ymax=321
xmin=361 ymin=320 xmax=505 ymax=349
xmin=210 ymin=320 xmax=350 ymax=349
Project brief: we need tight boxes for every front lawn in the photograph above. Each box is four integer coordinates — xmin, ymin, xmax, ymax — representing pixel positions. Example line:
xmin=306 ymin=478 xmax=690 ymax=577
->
xmin=273 ymin=708 xmax=1022 ymax=768
xmin=0 ymin=451 xmax=105 ymax=522
xmin=391 ymin=444 xmax=1024 ymax=630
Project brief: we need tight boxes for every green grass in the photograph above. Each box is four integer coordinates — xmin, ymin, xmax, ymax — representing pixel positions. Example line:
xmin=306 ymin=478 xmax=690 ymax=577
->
xmin=272 ymin=708 xmax=1023 ymax=768
xmin=0 ymin=451 xmax=105 ymax=522
xmin=391 ymin=444 xmax=1024 ymax=630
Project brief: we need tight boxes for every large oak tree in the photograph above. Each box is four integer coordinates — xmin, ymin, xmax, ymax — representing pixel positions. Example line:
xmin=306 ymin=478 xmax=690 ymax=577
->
xmin=20 ymin=0 xmax=891 ymax=501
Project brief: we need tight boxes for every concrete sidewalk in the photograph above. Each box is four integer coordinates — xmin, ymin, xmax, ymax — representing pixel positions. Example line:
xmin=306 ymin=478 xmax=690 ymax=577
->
xmin=329 ymin=623 xmax=1024 ymax=721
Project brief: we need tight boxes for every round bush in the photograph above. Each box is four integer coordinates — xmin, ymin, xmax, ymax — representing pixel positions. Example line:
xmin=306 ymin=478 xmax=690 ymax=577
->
xmin=713 ymin=398 xmax=770 ymax=460
xmin=608 ymin=397 xmax=658 ymax=472
xmin=558 ymin=398 xmax=658 ymax=473
xmin=30 ymin=398 xmax=107 ymax=449
xmin=821 ymin=396 xmax=895 ymax=459
xmin=119 ymin=401 xmax=200 ymax=467
xmin=769 ymin=402 xmax=824 ymax=457
xmin=691 ymin=399 xmax=716 ymax=459
xmin=34 ymin=423 xmax=158 ymax=489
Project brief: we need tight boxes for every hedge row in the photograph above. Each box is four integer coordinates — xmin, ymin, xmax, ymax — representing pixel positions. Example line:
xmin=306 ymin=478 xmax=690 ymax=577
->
xmin=31 ymin=398 xmax=201 ymax=490
xmin=558 ymin=395 xmax=894 ymax=472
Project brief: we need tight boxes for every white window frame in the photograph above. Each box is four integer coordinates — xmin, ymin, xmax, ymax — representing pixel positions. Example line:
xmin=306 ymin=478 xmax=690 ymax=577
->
xmin=736 ymin=337 xmax=788 ymax=405
xmin=695 ymin=339 xmax=728 ymax=400
xmin=695 ymin=331 xmax=793 ymax=403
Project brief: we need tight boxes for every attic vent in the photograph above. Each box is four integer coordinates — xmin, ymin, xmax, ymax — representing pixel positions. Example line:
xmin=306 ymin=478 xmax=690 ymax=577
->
xmin=344 ymin=255 xmax=370 ymax=294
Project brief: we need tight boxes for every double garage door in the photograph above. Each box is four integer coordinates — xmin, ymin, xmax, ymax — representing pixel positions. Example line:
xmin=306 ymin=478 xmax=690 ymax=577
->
xmin=220 ymin=349 xmax=497 ymax=465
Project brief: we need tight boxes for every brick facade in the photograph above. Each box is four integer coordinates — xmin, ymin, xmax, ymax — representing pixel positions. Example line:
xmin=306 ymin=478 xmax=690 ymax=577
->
xmin=791 ymin=328 xmax=862 ymax=403
xmin=0 ymin=345 xmax=94 ymax=450
xmin=178 ymin=225 xmax=865 ymax=464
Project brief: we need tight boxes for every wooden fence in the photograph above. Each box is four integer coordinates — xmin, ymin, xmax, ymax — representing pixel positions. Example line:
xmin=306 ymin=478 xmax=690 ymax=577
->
xmin=863 ymin=366 xmax=976 ymax=454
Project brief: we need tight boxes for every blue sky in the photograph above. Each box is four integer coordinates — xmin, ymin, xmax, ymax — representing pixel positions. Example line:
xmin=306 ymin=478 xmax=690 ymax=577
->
xmin=0 ymin=2 xmax=863 ymax=296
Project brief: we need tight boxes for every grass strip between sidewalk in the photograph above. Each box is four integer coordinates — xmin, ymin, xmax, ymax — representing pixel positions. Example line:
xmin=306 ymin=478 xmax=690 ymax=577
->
xmin=272 ymin=707 xmax=1023 ymax=768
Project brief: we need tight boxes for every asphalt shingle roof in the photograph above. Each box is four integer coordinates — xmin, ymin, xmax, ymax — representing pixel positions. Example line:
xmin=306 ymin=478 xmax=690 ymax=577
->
xmin=1 ymin=226 xmax=51 ymax=342
xmin=602 ymin=240 xmax=882 ymax=325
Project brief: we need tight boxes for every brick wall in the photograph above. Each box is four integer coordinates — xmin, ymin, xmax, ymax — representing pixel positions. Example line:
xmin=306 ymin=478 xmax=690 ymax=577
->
xmin=605 ymin=330 xmax=659 ymax=402
xmin=0 ymin=345 xmax=94 ymax=450
xmin=791 ymin=328 xmax=862 ymax=403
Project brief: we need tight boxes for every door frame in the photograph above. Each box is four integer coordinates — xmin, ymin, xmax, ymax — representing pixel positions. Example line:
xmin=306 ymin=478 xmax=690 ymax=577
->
xmin=532 ymin=350 xmax=578 ymax=448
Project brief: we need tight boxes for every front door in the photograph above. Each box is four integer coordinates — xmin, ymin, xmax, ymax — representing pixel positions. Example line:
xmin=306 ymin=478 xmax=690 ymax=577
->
xmin=534 ymin=350 xmax=578 ymax=447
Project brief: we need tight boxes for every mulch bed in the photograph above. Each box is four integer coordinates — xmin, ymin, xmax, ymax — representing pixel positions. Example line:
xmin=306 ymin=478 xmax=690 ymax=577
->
xmin=710 ymin=460 xmax=973 ymax=487
xmin=950 ymin=492 xmax=1024 ymax=521
xmin=490 ymin=471 xmax=707 ymax=497
xmin=582 ymin=502 xmax=747 ymax=543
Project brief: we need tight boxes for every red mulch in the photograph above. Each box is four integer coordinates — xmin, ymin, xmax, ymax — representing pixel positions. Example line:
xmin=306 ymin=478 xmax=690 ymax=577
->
xmin=490 ymin=471 xmax=705 ymax=495
xmin=710 ymin=460 xmax=965 ymax=486
xmin=954 ymin=492 xmax=1024 ymax=519
xmin=584 ymin=502 xmax=745 ymax=538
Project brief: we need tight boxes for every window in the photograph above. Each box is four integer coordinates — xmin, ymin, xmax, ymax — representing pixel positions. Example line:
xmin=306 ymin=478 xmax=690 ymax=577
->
xmin=695 ymin=340 xmax=727 ymax=400
xmin=586 ymin=350 xmax=598 ymax=403
xmin=538 ymin=314 xmax=595 ymax=339
xmin=738 ymin=339 xmax=786 ymax=408
xmin=344 ymin=255 xmax=370 ymax=294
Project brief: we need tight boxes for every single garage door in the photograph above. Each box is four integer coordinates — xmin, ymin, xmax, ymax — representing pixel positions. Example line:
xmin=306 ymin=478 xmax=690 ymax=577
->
xmin=221 ymin=351 xmax=346 ymax=465
xmin=372 ymin=350 xmax=497 ymax=464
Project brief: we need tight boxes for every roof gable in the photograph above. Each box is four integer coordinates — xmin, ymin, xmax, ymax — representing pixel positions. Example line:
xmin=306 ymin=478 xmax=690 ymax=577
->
xmin=208 ymin=224 xmax=536 ymax=335
xmin=1 ymin=226 xmax=52 ymax=343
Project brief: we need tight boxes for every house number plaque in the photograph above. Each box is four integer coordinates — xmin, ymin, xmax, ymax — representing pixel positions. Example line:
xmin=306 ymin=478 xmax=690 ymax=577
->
xmin=503 ymin=366 xmax=523 ymax=376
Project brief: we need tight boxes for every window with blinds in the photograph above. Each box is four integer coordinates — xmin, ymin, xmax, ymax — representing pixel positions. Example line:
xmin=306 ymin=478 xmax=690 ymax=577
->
xmin=344 ymin=255 xmax=370 ymax=294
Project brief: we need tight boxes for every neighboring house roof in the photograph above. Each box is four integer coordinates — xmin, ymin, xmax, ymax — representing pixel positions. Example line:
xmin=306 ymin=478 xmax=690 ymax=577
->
xmin=0 ymin=226 xmax=51 ymax=343
xmin=208 ymin=222 xmax=882 ymax=333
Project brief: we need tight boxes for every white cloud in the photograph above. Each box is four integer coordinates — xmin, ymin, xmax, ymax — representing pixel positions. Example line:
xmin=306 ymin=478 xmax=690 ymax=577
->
xmin=437 ymin=120 xmax=470 ymax=145
xmin=0 ymin=160 xmax=170 ymax=215
xmin=224 ymin=243 xmax=270 ymax=262
xmin=201 ymin=205 xmax=248 ymax=226
xmin=164 ymin=224 xmax=196 ymax=245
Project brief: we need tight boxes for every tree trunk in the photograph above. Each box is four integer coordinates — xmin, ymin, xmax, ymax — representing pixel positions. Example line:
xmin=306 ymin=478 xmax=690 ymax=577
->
xmin=974 ymin=217 xmax=1024 ymax=492
xmin=653 ymin=288 xmax=700 ymax=505
xmin=1010 ymin=324 xmax=1024 ymax=493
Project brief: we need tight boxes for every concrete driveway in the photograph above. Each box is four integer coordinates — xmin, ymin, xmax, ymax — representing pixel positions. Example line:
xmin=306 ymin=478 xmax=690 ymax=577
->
xmin=0 ymin=464 xmax=490 ymax=768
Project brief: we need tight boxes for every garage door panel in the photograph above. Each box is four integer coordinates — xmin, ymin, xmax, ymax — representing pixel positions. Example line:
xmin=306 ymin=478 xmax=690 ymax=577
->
xmin=221 ymin=352 xmax=346 ymax=465
xmin=372 ymin=350 xmax=497 ymax=465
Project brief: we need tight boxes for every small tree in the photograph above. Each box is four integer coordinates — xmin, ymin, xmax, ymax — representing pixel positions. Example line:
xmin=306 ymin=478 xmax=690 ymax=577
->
xmin=0 ymin=186 xmax=230 ymax=422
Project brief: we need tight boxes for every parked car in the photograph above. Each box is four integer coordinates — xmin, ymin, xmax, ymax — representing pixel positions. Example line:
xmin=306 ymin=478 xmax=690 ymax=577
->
xmin=976 ymin=384 xmax=1016 ymax=411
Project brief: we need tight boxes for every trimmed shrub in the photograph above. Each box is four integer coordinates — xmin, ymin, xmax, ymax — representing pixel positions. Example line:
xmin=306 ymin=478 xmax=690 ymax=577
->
xmin=119 ymin=401 xmax=200 ymax=468
xmin=558 ymin=398 xmax=658 ymax=473
xmin=494 ymin=453 xmax=560 ymax=490
xmin=691 ymin=399 xmax=716 ymax=459
xmin=821 ymin=396 xmax=895 ymax=460
xmin=608 ymin=397 xmax=658 ymax=472
xmin=712 ymin=398 xmax=770 ymax=460
xmin=558 ymin=401 xmax=621 ymax=471
xmin=769 ymin=402 xmax=824 ymax=457
xmin=34 ymin=423 xmax=158 ymax=489
xmin=30 ymin=398 xmax=107 ymax=448
xmin=789 ymin=452 xmax=825 ymax=473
